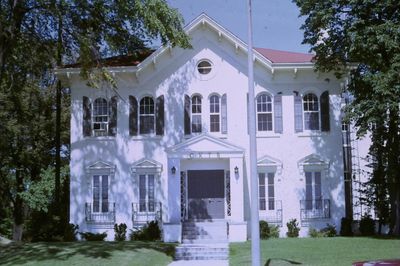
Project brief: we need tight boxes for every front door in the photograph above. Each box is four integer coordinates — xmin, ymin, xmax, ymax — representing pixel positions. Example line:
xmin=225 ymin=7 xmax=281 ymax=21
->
xmin=187 ymin=170 xmax=225 ymax=220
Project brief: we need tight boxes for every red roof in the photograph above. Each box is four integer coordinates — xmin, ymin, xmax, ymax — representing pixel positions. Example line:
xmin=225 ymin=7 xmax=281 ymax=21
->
xmin=62 ymin=47 xmax=314 ymax=69
xmin=255 ymin=47 xmax=314 ymax=63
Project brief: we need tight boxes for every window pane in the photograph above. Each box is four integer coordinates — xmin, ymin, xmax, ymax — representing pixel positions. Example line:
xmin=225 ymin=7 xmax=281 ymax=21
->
xmin=139 ymin=175 xmax=146 ymax=212
xmin=148 ymin=175 xmax=155 ymax=212
xmin=140 ymin=116 xmax=155 ymax=134
xmin=192 ymin=115 xmax=202 ymax=133
xmin=305 ymin=172 xmax=313 ymax=209
xmin=259 ymin=173 xmax=266 ymax=211
xmin=101 ymin=175 xmax=109 ymax=212
xmin=210 ymin=114 xmax=220 ymax=132
xmin=93 ymin=175 xmax=100 ymax=212
xmin=267 ymin=173 xmax=274 ymax=210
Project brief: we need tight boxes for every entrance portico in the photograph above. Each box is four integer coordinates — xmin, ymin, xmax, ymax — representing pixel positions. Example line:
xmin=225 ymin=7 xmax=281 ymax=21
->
xmin=163 ymin=134 xmax=247 ymax=242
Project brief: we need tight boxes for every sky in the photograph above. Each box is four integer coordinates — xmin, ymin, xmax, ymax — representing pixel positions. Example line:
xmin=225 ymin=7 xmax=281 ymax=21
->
xmin=167 ymin=0 xmax=311 ymax=54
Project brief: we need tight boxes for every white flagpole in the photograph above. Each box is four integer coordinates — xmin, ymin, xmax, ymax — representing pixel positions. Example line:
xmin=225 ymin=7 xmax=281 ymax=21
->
xmin=246 ymin=0 xmax=261 ymax=265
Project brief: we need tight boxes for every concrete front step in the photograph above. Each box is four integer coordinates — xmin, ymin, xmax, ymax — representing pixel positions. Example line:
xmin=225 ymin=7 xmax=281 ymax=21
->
xmin=174 ymin=243 xmax=229 ymax=261
xmin=182 ymin=221 xmax=228 ymax=242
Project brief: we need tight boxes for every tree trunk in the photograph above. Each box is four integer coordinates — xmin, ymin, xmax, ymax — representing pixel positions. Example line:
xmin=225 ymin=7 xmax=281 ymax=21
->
xmin=12 ymin=168 xmax=24 ymax=241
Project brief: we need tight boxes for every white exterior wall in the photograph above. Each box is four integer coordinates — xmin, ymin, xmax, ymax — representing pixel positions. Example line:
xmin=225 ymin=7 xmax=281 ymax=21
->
xmin=65 ymin=15 xmax=348 ymax=241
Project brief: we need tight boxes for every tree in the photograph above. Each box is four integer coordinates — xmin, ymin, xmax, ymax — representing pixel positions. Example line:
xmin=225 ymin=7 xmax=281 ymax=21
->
xmin=0 ymin=0 xmax=190 ymax=240
xmin=294 ymin=0 xmax=400 ymax=235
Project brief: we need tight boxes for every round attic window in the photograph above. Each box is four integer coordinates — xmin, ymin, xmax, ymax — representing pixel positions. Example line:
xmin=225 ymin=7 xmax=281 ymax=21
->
xmin=197 ymin=60 xmax=212 ymax=75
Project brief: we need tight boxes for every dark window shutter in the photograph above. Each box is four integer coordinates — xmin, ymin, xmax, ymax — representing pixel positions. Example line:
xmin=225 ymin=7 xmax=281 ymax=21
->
xmin=294 ymin=93 xmax=303 ymax=132
xmin=320 ymin=90 xmax=330 ymax=132
xmin=108 ymin=96 xmax=117 ymax=136
xmin=156 ymin=95 xmax=165 ymax=135
xmin=221 ymin=94 xmax=228 ymax=134
xmin=129 ymin=96 xmax=138 ymax=136
xmin=83 ymin=96 xmax=92 ymax=137
xmin=184 ymin=94 xmax=191 ymax=135
xmin=274 ymin=94 xmax=283 ymax=133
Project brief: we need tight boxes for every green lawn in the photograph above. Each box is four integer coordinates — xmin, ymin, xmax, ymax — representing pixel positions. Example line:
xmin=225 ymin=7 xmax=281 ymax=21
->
xmin=1 ymin=238 xmax=399 ymax=266
xmin=0 ymin=241 xmax=176 ymax=266
xmin=230 ymin=237 xmax=400 ymax=266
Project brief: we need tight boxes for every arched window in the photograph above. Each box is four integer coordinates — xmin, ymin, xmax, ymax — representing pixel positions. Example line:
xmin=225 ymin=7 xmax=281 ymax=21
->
xmin=209 ymin=95 xmax=220 ymax=132
xmin=303 ymin=93 xmax=319 ymax=130
xmin=93 ymin=98 xmax=109 ymax=136
xmin=191 ymin=95 xmax=202 ymax=133
xmin=256 ymin=94 xmax=273 ymax=131
xmin=140 ymin=96 xmax=155 ymax=134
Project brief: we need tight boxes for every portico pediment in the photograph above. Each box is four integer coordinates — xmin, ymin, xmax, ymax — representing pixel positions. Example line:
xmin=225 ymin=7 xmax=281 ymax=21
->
xmin=167 ymin=133 xmax=244 ymax=159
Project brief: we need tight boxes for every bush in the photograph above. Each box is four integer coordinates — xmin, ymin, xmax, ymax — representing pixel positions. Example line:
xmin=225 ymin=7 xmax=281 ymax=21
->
xmin=64 ymin=223 xmax=79 ymax=241
xmin=340 ymin=217 xmax=353 ymax=236
xmin=80 ymin=232 xmax=107 ymax=241
xmin=321 ymin=224 xmax=337 ymax=237
xmin=259 ymin=221 xmax=280 ymax=239
xmin=130 ymin=221 xmax=161 ymax=241
xmin=308 ymin=228 xmax=324 ymax=238
xmin=359 ymin=214 xmax=375 ymax=236
xmin=286 ymin=219 xmax=300 ymax=238
xmin=114 ymin=223 xmax=127 ymax=241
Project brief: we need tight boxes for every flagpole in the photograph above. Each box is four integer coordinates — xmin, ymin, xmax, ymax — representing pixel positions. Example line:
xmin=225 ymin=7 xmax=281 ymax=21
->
xmin=246 ymin=0 xmax=261 ymax=265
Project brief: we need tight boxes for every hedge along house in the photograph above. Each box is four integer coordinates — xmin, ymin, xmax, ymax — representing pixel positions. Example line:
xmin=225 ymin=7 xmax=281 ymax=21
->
xmin=56 ymin=14 xmax=352 ymax=241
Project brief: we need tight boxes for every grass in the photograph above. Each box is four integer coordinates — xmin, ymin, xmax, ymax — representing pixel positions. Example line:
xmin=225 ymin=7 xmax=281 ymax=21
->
xmin=0 ymin=241 xmax=176 ymax=266
xmin=230 ymin=237 xmax=400 ymax=266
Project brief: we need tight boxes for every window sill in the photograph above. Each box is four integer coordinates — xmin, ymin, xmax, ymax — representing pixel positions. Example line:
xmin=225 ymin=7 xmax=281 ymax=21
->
xmin=131 ymin=135 xmax=163 ymax=141
xmin=184 ymin=133 xmax=227 ymax=139
xmin=297 ymin=131 xmax=330 ymax=138
xmin=85 ymin=136 xmax=116 ymax=141
xmin=256 ymin=132 xmax=281 ymax=138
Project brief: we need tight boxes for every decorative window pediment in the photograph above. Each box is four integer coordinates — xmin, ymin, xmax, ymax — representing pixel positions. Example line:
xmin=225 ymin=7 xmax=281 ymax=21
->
xmin=85 ymin=161 xmax=116 ymax=185
xmin=131 ymin=158 xmax=163 ymax=175
xmin=297 ymin=154 xmax=329 ymax=175
xmin=257 ymin=155 xmax=283 ymax=175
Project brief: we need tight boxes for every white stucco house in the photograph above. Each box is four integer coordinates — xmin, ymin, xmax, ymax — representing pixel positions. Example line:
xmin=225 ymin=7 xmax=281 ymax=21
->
xmin=57 ymin=14 xmax=360 ymax=242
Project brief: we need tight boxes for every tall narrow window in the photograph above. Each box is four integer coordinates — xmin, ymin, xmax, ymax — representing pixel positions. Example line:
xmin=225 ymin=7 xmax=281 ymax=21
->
xmin=259 ymin=172 xmax=275 ymax=211
xmin=93 ymin=98 xmax=109 ymax=136
xmin=191 ymin=95 xmax=202 ymax=133
xmin=210 ymin=95 xmax=220 ymax=132
xmin=140 ymin=97 xmax=155 ymax=134
xmin=303 ymin=93 xmax=320 ymax=130
xmin=305 ymin=171 xmax=322 ymax=210
xmin=139 ymin=174 xmax=155 ymax=212
xmin=92 ymin=175 xmax=109 ymax=213
xmin=259 ymin=173 xmax=266 ymax=210
xmin=257 ymin=94 xmax=273 ymax=131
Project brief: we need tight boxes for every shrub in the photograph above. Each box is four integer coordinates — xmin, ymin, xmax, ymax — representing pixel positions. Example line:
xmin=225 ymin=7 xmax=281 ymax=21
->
xmin=309 ymin=228 xmax=324 ymax=238
xmin=130 ymin=221 xmax=161 ymax=241
xmin=340 ymin=217 xmax=353 ymax=236
xmin=321 ymin=224 xmax=337 ymax=237
xmin=259 ymin=221 xmax=270 ymax=239
xmin=64 ymin=223 xmax=79 ymax=241
xmin=269 ymin=224 xmax=280 ymax=238
xmin=259 ymin=221 xmax=280 ymax=239
xmin=359 ymin=214 xmax=375 ymax=236
xmin=80 ymin=232 xmax=107 ymax=241
xmin=286 ymin=219 xmax=300 ymax=238
xmin=114 ymin=223 xmax=127 ymax=241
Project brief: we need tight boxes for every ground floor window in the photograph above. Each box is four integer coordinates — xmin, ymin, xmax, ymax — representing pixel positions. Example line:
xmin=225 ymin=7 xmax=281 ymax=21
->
xmin=93 ymin=175 xmax=109 ymax=213
xmin=139 ymin=174 xmax=155 ymax=212
xmin=259 ymin=172 xmax=275 ymax=211
xmin=305 ymin=171 xmax=322 ymax=210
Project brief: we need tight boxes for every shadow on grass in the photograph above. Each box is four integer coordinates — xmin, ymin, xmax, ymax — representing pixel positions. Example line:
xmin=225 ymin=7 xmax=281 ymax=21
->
xmin=0 ymin=241 xmax=176 ymax=265
xmin=264 ymin=258 xmax=302 ymax=266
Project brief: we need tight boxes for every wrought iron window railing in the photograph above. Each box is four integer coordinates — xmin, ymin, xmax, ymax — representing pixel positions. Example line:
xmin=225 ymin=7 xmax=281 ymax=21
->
xmin=132 ymin=201 xmax=162 ymax=225
xmin=85 ymin=202 xmax=116 ymax=223
xmin=260 ymin=200 xmax=283 ymax=226
xmin=300 ymin=199 xmax=330 ymax=221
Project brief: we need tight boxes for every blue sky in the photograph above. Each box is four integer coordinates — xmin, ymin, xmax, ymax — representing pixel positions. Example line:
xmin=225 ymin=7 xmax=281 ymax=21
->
xmin=167 ymin=0 xmax=311 ymax=53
